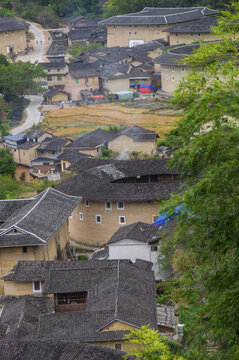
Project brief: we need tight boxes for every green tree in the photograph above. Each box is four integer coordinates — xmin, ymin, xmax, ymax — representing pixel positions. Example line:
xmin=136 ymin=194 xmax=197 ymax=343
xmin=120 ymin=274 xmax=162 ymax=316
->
xmin=158 ymin=2 xmax=239 ymax=358
xmin=123 ymin=325 xmax=185 ymax=360
xmin=0 ymin=60 xmax=45 ymax=102
xmin=0 ymin=149 xmax=16 ymax=176
xmin=0 ymin=175 xmax=20 ymax=199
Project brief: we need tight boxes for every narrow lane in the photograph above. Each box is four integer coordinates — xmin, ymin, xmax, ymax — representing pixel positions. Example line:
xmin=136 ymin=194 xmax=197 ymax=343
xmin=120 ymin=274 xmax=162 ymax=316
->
xmin=11 ymin=95 xmax=43 ymax=135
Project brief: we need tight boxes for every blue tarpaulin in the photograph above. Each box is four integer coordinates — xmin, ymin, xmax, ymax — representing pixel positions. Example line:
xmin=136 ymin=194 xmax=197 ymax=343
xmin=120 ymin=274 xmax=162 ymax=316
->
xmin=153 ymin=205 xmax=184 ymax=226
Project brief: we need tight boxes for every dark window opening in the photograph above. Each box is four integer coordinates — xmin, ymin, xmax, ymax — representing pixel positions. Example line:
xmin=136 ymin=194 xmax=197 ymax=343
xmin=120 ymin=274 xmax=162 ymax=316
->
xmin=54 ymin=292 xmax=87 ymax=312
xmin=151 ymin=245 xmax=158 ymax=252
xmin=22 ymin=247 xmax=27 ymax=253
xmin=115 ymin=344 xmax=122 ymax=350
xmin=33 ymin=281 xmax=41 ymax=291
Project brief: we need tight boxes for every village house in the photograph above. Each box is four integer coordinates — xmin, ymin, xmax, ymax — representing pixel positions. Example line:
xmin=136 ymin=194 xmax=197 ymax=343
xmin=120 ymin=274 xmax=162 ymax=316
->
xmin=0 ymin=17 xmax=29 ymax=56
xmin=4 ymin=130 xmax=53 ymax=166
xmin=39 ymin=61 xmax=68 ymax=90
xmin=154 ymin=43 xmax=201 ymax=93
xmin=1 ymin=259 xmax=157 ymax=351
xmin=43 ymin=88 xmax=70 ymax=104
xmin=64 ymin=128 xmax=115 ymax=156
xmin=57 ymin=150 xmax=92 ymax=172
xmin=163 ymin=16 xmax=219 ymax=45
xmin=100 ymin=64 xmax=131 ymax=93
xmin=0 ymin=340 xmax=128 ymax=360
xmin=31 ymin=136 xmax=71 ymax=174
xmin=107 ymin=125 xmax=158 ymax=156
xmin=99 ymin=7 xmax=218 ymax=48
xmin=0 ymin=188 xmax=80 ymax=294
xmin=64 ymin=62 xmax=100 ymax=100
xmin=107 ymin=221 xmax=175 ymax=281
xmin=56 ymin=159 xmax=180 ymax=246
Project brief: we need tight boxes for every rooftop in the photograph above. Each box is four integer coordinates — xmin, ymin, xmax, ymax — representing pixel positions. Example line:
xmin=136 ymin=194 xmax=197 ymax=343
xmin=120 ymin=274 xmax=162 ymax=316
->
xmin=99 ymin=7 xmax=218 ymax=26
xmin=108 ymin=221 xmax=160 ymax=244
xmin=36 ymin=136 xmax=70 ymax=152
xmin=65 ymin=128 xmax=116 ymax=149
xmin=0 ymin=188 xmax=81 ymax=247
xmin=163 ymin=15 xmax=218 ymax=33
xmin=0 ymin=340 xmax=128 ymax=360
xmin=0 ymin=17 xmax=29 ymax=32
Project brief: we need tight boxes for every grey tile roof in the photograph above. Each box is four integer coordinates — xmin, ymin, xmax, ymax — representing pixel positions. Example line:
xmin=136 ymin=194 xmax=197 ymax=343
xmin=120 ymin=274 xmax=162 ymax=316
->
xmin=38 ymin=62 xmax=67 ymax=69
xmin=44 ymin=88 xmax=69 ymax=98
xmin=65 ymin=128 xmax=116 ymax=149
xmin=0 ymin=199 xmax=31 ymax=222
xmin=69 ymin=62 xmax=100 ymax=78
xmin=154 ymin=43 xmax=201 ymax=65
xmin=163 ymin=16 xmax=218 ymax=33
xmin=118 ymin=125 xmax=158 ymax=142
xmin=100 ymin=64 xmax=131 ymax=80
xmin=68 ymin=29 xmax=95 ymax=40
xmin=99 ymin=7 xmax=218 ymax=26
xmin=36 ymin=136 xmax=70 ymax=152
xmin=108 ymin=221 xmax=160 ymax=244
xmin=3 ymin=260 xmax=157 ymax=343
xmin=0 ymin=188 xmax=81 ymax=246
xmin=0 ymin=17 xmax=29 ymax=32
xmin=57 ymin=158 xmax=181 ymax=202
xmin=0 ymin=340 xmax=128 ymax=360
xmin=57 ymin=150 xmax=92 ymax=162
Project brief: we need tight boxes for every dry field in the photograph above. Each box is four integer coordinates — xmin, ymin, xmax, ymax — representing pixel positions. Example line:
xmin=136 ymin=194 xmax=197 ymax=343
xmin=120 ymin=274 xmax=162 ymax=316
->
xmin=44 ymin=103 xmax=180 ymax=139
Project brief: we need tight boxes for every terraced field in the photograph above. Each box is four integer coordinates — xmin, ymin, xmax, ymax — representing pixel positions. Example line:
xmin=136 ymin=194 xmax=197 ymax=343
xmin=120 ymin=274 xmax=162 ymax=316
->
xmin=44 ymin=103 xmax=180 ymax=139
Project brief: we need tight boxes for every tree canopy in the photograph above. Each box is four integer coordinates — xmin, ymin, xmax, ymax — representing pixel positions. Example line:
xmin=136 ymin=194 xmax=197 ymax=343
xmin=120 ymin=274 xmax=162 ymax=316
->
xmin=0 ymin=148 xmax=16 ymax=177
xmin=157 ymin=2 xmax=239 ymax=358
xmin=0 ymin=56 xmax=45 ymax=102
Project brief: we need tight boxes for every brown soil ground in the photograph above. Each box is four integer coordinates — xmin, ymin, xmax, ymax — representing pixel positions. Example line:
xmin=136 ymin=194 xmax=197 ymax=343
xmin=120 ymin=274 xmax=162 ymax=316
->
xmin=44 ymin=103 xmax=180 ymax=139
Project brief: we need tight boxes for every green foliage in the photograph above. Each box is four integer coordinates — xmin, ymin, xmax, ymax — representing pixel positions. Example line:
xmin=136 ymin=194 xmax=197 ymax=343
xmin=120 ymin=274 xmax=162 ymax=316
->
xmin=35 ymin=178 xmax=60 ymax=192
xmin=0 ymin=0 xmax=14 ymax=16
xmin=123 ymin=325 xmax=185 ymax=360
xmin=78 ymin=255 xmax=88 ymax=260
xmin=0 ymin=97 xmax=11 ymax=136
xmin=19 ymin=171 xmax=26 ymax=182
xmin=157 ymin=2 xmax=239 ymax=358
xmin=0 ymin=59 xmax=45 ymax=102
xmin=103 ymin=0 xmax=230 ymax=18
xmin=0 ymin=175 xmax=20 ymax=199
xmin=98 ymin=148 xmax=114 ymax=159
xmin=103 ymin=124 xmax=127 ymax=133
xmin=68 ymin=43 xmax=103 ymax=60
xmin=0 ymin=149 xmax=16 ymax=177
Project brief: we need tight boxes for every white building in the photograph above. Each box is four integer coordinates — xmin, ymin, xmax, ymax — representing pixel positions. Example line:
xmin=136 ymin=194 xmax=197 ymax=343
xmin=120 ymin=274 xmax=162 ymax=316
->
xmin=107 ymin=221 xmax=173 ymax=280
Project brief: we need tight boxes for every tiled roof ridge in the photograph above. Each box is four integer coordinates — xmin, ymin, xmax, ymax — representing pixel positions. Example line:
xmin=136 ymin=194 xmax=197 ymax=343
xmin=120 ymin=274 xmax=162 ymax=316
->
xmin=0 ymin=225 xmax=46 ymax=244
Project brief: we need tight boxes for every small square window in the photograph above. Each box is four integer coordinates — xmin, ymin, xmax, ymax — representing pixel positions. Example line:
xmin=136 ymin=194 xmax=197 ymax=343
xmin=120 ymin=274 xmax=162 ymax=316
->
xmin=85 ymin=78 xmax=89 ymax=86
xmin=22 ymin=247 xmax=27 ymax=253
xmin=198 ymin=33 xmax=201 ymax=36
xmin=151 ymin=245 xmax=158 ymax=252
xmin=96 ymin=215 xmax=102 ymax=224
xmin=75 ymin=80 xmax=79 ymax=84
xmin=176 ymin=33 xmax=178 ymax=36
xmin=5 ymin=32 xmax=8 ymax=36
xmin=57 ymin=75 xmax=62 ymax=81
xmin=119 ymin=216 xmax=126 ymax=224
xmin=33 ymin=281 xmax=42 ymax=292
xmin=172 ymin=76 xmax=175 ymax=81
xmin=190 ymin=33 xmax=194 ymax=37
xmin=79 ymin=212 xmax=83 ymax=221
xmin=181 ymin=67 xmax=185 ymax=72
xmin=115 ymin=344 xmax=122 ymax=350
xmin=172 ymin=67 xmax=175 ymax=72
xmin=85 ymin=200 xmax=90 ymax=207
xmin=48 ymin=69 xmax=51 ymax=72
xmin=105 ymin=201 xmax=112 ymax=210
xmin=117 ymin=202 xmax=124 ymax=210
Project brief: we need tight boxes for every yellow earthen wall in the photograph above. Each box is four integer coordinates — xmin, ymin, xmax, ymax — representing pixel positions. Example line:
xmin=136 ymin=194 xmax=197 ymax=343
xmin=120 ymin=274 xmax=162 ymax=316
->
xmin=169 ymin=32 xmax=220 ymax=45
xmin=69 ymin=200 xmax=158 ymax=246
xmin=101 ymin=320 xmax=136 ymax=331
xmin=107 ymin=25 xmax=170 ymax=47
xmin=108 ymin=134 xmax=157 ymax=155
xmin=103 ymin=78 xmax=129 ymax=92
xmin=50 ymin=92 xmax=69 ymax=103
xmin=0 ymin=221 xmax=69 ymax=294
xmin=4 ymin=280 xmax=45 ymax=296
xmin=0 ymin=29 xmax=27 ymax=56
xmin=161 ymin=64 xmax=192 ymax=93
xmin=64 ymin=74 xmax=99 ymax=100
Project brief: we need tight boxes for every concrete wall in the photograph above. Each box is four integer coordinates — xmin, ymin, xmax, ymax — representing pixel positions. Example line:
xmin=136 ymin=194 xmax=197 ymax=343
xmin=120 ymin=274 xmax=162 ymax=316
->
xmin=0 ymin=29 xmax=27 ymax=56
xmin=108 ymin=238 xmax=162 ymax=280
xmin=64 ymin=73 xmax=99 ymax=100
xmin=161 ymin=64 xmax=192 ymax=93
xmin=69 ymin=200 xmax=159 ymax=247
xmin=108 ymin=134 xmax=157 ymax=156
